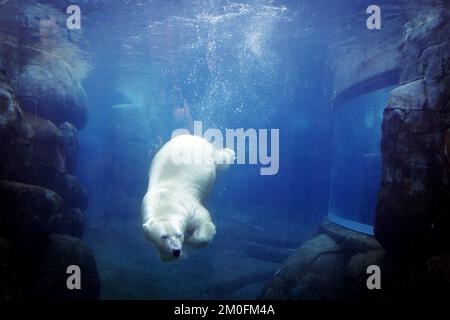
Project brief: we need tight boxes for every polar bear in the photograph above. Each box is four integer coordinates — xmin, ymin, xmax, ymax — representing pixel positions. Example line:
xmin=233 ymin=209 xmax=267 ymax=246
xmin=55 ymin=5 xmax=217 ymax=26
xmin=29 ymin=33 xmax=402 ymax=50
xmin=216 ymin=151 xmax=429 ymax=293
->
xmin=142 ymin=134 xmax=235 ymax=261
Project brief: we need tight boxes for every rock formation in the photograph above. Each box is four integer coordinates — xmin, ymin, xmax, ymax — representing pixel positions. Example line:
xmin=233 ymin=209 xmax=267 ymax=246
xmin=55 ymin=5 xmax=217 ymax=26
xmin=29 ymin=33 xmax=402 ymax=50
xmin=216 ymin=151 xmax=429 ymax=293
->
xmin=259 ymin=218 xmax=390 ymax=300
xmin=372 ymin=4 xmax=450 ymax=296
xmin=0 ymin=1 xmax=99 ymax=299
xmin=375 ymin=6 xmax=450 ymax=256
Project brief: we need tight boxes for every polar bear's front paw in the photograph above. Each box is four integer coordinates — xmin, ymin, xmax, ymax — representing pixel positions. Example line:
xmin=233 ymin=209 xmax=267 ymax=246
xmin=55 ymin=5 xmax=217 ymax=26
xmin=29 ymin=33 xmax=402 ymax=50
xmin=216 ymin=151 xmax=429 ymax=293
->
xmin=185 ymin=221 xmax=216 ymax=249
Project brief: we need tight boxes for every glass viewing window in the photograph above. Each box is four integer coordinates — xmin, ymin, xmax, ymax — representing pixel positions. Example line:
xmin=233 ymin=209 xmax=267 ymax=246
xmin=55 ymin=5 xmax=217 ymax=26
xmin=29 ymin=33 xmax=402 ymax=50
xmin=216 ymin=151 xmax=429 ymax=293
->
xmin=328 ymin=84 xmax=397 ymax=235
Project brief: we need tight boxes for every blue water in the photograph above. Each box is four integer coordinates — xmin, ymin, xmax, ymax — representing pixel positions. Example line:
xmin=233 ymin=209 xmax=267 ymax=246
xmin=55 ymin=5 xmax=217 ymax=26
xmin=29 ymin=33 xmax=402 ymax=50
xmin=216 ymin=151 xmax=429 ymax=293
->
xmin=63 ymin=0 xmax=401 ymax=299
xmin=329 ymin=85 xmax=396 ymax=230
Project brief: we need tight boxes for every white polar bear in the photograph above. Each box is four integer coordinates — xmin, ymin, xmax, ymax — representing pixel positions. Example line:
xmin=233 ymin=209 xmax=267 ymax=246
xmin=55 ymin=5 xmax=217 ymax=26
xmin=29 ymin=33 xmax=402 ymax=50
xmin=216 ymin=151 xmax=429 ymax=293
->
xmin=142 ymin=134 xmax=235 ymax=261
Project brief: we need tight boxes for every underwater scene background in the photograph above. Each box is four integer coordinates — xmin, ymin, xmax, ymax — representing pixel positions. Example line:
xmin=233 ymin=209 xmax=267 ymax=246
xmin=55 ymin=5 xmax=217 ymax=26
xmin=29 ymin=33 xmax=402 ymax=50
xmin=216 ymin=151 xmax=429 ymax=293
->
xmin=0 ymin=0 xmax=450 ymax=300
xmin=81 ymin=0 xmax=334 ymax=299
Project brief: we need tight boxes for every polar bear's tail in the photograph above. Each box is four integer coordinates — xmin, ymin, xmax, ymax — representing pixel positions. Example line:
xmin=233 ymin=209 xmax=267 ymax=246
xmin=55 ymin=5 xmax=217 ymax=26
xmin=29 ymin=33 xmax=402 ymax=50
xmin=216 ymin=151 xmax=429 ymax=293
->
xmin=214 ymin=148 xmax=235 ymax=170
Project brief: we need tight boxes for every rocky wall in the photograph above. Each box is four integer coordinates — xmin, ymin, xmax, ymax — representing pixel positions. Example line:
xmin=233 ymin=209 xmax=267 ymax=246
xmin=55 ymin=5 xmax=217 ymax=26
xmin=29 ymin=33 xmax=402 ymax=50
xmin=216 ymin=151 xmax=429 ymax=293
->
xmin=375 ymin=7 xmax=450 ymax=257
xmin=0 ymin=1 xmax=99 ymax=299
xmin=370 ymin=4 xmax=450 ymax=295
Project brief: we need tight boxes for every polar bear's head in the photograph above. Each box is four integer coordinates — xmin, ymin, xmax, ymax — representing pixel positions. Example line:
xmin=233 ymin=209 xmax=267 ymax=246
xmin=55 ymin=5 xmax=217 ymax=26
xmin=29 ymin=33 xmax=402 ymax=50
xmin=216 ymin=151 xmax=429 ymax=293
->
xmin=143 ymin=219 xmax=185 ymax=262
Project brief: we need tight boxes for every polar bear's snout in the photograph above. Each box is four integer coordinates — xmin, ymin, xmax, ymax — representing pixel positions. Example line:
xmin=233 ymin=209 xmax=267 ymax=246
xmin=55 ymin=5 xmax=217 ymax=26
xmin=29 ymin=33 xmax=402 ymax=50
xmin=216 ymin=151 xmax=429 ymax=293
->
xmin=162 ymin=235 xmax=183 ymax=260
xmin=172 ymin=249 xmax=181 ymax=257
xmin=164 ymin=233 xmax=183 ymax=256
xmin=142 ymin=219 xmax=186 ymax=261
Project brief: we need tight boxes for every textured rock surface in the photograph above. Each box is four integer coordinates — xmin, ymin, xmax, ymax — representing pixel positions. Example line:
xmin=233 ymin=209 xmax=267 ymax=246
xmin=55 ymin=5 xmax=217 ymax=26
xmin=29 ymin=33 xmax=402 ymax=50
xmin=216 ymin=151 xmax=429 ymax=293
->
xmin=375 ymin=8 xmax=450 ymax=255
xmin=0 ymin=238 xmax=17 ymax=300
xmin=0 ymin=86 xmax=22 ymax=151
xmin=0 ymin=180 xmax=63 ymax=238
xmin=0 ymin=1 xmax=97 ymax=300
xmin=287 ymin=250 xmax=348 ymax=300
xmin=0 ymin=200 xmax=84 ymax=257
xmin=446 ymin=129 xmax=450 ymax=158
xmin=51 ymin=208 xmax=85 ymax=239
xmin=259 ymin=219 xmax=392 ymax=300
xmin=1 ymin=164 xmax=88 ymax=210
xmin=0 ymin=112 xmax=88 ymax=210
xmin=259 ymin=234 xmax=343 ymax=299
xmin=17 ymin=60 xmax=88 ymax=129
xmin=345 ymin=249 xmax=392 ymax=298
xmin=0 ymin=1 xmax=90 ymax=129
xmin=320 ymin=218 xmax=381 ymax=252
xmin=400 ymin=7 xmax=450 ymax=85
xmin=59 ymin=122 xmax=80 ymax=174
xmin=34 ymin=235 xmax=100 ymax=299
xmin=426 ymin=254 xmax=450 ymax=294
xmin=1 ymin=112 xmax=65 ymax=173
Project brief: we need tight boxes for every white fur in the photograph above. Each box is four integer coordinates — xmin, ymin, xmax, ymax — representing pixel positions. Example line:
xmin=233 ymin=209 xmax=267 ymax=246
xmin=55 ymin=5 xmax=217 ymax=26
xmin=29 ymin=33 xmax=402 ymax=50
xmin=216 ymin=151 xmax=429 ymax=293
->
xmin=142 ymin=134 xmax=234 ymax=261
